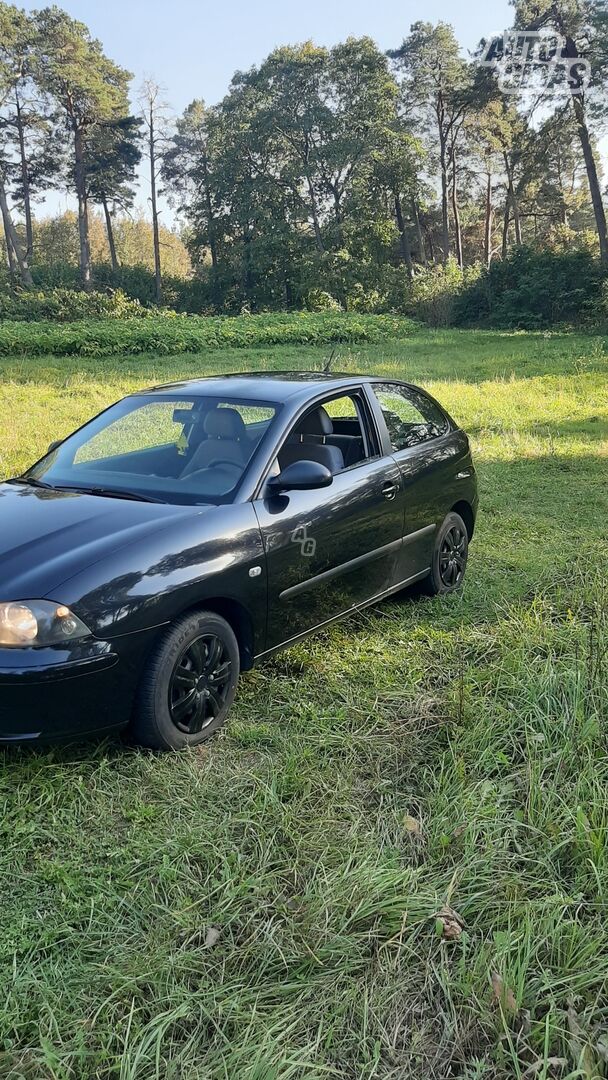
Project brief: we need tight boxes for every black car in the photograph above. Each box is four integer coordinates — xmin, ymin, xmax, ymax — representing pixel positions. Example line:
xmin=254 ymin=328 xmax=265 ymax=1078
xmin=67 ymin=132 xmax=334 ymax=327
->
xmin=0 ymin=372 xmax=478 ymax=749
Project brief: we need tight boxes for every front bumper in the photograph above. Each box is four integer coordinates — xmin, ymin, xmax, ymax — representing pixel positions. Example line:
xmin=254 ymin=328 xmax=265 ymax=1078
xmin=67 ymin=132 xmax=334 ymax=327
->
xmin=0 ymin=638 xmax=131 ymax=742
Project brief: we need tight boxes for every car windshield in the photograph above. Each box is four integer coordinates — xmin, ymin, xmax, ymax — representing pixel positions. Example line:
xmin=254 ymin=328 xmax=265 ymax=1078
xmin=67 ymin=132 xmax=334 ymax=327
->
xmin=25 ymin=394 xmax=280 ymax=505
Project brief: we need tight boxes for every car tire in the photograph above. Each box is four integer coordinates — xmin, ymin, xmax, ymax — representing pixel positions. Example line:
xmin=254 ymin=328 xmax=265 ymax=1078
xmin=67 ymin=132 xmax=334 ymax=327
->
xmin=132 ymin=610 xmax=240 ymax=750
xmin=422 ymin=511 xmax=469 ymax=596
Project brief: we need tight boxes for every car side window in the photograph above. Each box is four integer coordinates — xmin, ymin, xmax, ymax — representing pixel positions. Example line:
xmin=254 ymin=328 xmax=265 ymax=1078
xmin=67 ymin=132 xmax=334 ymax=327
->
xmin=372 ymin=384 xmax=448 ymax=452
xmin=274 ymin=392 xmax=378 ymax=477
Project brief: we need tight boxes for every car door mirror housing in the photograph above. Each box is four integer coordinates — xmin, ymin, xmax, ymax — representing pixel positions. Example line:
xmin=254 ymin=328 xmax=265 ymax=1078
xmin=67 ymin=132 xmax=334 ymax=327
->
xmin=267 ymin=460 xmax=333 ymax=493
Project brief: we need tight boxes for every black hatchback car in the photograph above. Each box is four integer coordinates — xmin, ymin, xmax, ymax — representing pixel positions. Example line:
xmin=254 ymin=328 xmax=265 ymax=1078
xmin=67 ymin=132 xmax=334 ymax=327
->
xmin=0 ymin=372 xmax=477 ymax=749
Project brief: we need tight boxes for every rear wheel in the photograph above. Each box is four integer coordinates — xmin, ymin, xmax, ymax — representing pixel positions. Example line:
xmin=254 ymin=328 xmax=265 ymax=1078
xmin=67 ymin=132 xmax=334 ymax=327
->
xmin=132 ymin=610 xmax=240 ymax=750
xmin=423 ymin=511 xmax=469 ymax=596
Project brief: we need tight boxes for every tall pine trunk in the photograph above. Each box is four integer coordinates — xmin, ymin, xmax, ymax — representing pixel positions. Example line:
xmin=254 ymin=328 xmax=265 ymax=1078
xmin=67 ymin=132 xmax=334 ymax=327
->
xmin=484 ymin=169 xmax=493 ymax=268
xmin=101 ymin=194 xmax=120 ymax=272
xmin=73 ymin=125 xmax=92 ymax=287
xmin=571 ymin=94 xmax=607 ymax=261
xmin=201 ymin=155 xmax=220 ymax=308
xmin=411 ymin=199 xmax=427 ymax=265
xmin=556 ymin=27 xmax=608 ymax=263
xmin=439 ymin=127 xmax=450 ymax=262
xmin=450 ymin=148 xmax=463 ymax=268
xmin=148 ymin=106 xmax=163 ymax=305
xmin=394 ymin=193 xmax=413 ymax=280
xmin=0 ymin=168 xmax=33 ymax=287
xmin=15 ymin=92 xmax=34 ymax=264
xmin=504 ymin=154 xmax=522 ymax=247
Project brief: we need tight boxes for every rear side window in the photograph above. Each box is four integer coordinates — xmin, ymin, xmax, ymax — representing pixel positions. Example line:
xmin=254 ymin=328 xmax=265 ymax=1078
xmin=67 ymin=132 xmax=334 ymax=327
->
xmin=372 ymin=383 xmax=448 ymax=452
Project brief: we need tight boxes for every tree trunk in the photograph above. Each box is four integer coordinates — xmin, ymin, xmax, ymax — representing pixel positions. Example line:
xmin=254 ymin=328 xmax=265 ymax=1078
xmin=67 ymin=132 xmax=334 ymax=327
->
xmin=552 ymin=27 xmax=608 ymax=262
xmin=1 ymin=205 xmax=17 ymax=276
xmin=570 ymin=95 xmax=606 ymax=259
xmin=394 ymin=193 xmax=413 ymax=280
xmin=0 ymin=168 xmax=33 ymax=287
xmin=411 ymin=199 xmax=427 ymax=265
xmin=242 ymin=228 xmax=254 ymax=308
xmin=450 ymin=149 xmax=463 ymax=269
xmin=73 ymin=125 xmax=92 ymax=288
xmin=502 ymin=193 xmax=510 ymax=259
xmin=101 ymin=194 xmax=120 ymax=272
xmin=201 ymin=155 xmax=220 ymax=308
xmin=484 ymin=170 xmax=493 ymax=268
xmin=148 ymin=106 xmax=163 ymax=304
xmin=306 ymin=175 xmax=324 ymax=253
xmin=439 ymin=128 xmax=450 ymax=262
xmin=15 ymin=92 xmax=34 ymax=264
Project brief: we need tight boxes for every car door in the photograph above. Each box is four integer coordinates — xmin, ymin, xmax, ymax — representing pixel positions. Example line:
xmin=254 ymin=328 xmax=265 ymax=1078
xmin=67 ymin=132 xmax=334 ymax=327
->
xmin=367 ymin=382 xmax=465 ymax=581
xmin=253 ymin=390 xmax=404 ymax=652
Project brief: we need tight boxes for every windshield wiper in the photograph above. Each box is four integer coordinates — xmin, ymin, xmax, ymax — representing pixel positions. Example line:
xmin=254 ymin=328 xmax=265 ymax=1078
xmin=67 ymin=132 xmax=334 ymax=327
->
xmin=54 ymin=485 xmax=164 ymax=504
xmin=6 ymin=476 xmax=55 ymax=491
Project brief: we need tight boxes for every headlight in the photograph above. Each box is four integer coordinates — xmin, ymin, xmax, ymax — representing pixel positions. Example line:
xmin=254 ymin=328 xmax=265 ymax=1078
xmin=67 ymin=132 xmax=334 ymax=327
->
xmin=0 ymin=600 xmax=92 ymax=647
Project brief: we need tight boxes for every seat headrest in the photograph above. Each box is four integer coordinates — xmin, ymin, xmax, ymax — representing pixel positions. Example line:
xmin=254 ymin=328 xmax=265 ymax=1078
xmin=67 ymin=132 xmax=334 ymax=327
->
xmin=297 ymin=406 xmax=333 ymax=436
xmin=204 ymin=408 xmax=247 ymax=440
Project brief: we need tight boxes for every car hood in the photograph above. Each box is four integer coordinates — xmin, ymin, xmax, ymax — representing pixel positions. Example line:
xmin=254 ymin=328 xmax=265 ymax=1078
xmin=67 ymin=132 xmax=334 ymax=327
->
xmin=0 ymin=482 xmax=209 ymax=598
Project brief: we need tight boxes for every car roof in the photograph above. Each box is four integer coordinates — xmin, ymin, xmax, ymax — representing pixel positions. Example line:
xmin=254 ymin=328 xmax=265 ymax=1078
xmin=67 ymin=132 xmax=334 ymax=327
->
xmin=137 ymin=371 xmax=407 ymax=404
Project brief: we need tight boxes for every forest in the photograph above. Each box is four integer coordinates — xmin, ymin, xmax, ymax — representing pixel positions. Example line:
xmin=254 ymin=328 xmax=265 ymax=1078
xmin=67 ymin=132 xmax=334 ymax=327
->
xmin=1 ymin=0 xmax=608 ymax=326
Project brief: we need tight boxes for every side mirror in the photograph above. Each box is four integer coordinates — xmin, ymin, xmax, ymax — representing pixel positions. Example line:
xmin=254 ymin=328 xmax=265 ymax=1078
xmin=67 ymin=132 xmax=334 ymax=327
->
xmin=47 ymin=440 xmax=61 ymax=454
xmin=267 ymin=459 xmax=333 ymax=493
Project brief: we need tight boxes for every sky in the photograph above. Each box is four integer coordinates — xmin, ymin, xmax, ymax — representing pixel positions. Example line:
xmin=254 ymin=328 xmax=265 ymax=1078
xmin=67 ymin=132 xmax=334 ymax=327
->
xmin=12 ymin=0 xmax=545 ymax=221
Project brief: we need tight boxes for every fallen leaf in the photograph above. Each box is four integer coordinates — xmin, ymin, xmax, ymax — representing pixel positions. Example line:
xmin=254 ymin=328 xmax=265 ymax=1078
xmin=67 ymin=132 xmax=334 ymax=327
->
xmin=403 ymin=815 xmax=421 ymax=836
xmin=204 ymin=926 xmax=221 ymax=948
xmin=491 ymin=971 xmax=518 ymax=1015
xmin=433 ymin=904 xmax=465 ymax=940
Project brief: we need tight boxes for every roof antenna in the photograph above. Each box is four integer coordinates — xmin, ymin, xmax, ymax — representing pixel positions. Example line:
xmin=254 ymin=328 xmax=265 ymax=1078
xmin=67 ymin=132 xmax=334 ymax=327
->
xmin=324 ymin=347 xmax=336 ymax=374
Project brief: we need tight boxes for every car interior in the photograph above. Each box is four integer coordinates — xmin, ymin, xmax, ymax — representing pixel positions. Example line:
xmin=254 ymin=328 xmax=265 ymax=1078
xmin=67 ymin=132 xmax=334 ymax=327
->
xmin=276 ymin=398 xmax=370 ymax=477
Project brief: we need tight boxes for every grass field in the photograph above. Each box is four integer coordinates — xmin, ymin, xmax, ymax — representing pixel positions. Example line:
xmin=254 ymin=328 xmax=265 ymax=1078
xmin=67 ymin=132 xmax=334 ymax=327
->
xmin=0 ymin=326 xmax=607 ymax=1079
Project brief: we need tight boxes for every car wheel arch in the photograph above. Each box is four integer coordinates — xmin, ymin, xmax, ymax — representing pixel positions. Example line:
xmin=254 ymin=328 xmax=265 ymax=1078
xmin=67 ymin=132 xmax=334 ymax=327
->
xmin=169 ymin=596 xmax=256 ymax=671
xmin=450 ymin=500 xmax=475 ymax=540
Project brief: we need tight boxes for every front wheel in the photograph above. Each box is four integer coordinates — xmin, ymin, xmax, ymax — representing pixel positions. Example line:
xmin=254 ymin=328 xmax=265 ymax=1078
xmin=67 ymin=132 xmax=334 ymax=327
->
xmin=423 ymin=512 xmax=469 ymax=596
xmin=132 ymin=610 xmax=240 ymax=750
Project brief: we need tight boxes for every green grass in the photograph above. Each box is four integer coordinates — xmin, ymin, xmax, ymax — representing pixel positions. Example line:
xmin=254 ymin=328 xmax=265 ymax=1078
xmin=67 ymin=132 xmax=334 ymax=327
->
xmin=0 ymin=327 xmax=607 ymax=1078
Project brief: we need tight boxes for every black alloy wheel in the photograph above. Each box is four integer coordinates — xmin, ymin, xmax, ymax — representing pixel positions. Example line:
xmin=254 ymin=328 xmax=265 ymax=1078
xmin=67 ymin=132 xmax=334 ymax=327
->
xmin=438 ymin=522 xmax=467 ymax=588
xmin=423 ymin=511 xmax=469 ymax=596
xmin=132 ymin=610 xmax=240 ymax=750
xmin=169 ymin=634 xmax=233 ymax=735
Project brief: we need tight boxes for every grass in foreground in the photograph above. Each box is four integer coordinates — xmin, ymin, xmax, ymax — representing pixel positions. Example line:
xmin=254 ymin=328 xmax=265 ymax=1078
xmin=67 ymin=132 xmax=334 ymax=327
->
xmin=0 ymin=328 xmax=607 ymax=1078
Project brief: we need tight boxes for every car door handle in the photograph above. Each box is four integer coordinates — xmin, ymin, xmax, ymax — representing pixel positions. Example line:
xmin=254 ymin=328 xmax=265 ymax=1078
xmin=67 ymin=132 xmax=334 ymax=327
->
xmin=382 ymin=481 xmax=398 ymax=500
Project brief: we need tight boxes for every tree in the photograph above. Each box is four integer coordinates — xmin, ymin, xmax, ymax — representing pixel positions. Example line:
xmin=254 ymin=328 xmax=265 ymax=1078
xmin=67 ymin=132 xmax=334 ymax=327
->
xmin=162 ymin=99 xmax=220 ymax=303
xmin=0 ymin=1 xmax=33 ymax=284
xmin=390 ymin=23 xmax=473 ymax=263
xmin=513 ymin=0 xmax=608 ymax=262
xmin=85 ymin=116 xmax=142 ymax=271
xmin=33 ymin=7 xmax=132 ymax=286
xmin=139 ymin=78 xmax=171 ymax=303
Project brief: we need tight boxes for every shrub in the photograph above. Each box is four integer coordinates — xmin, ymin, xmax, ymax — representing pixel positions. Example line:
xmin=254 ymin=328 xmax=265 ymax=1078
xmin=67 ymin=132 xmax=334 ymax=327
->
xmin=454 ymin=248 xmax=607 ymax=329
xmin=0 ymin=312 xmax=417 ymax=358
xmin=0 ymin=286 xmax=151 ymax=323
xmin=405 ymin=262 xmax=479 ymax=328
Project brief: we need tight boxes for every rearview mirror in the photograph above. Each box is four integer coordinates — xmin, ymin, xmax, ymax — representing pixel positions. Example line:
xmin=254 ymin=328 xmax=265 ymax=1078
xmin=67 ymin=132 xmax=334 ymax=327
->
xmin=267 ymin=459 xmax=333 ymax=493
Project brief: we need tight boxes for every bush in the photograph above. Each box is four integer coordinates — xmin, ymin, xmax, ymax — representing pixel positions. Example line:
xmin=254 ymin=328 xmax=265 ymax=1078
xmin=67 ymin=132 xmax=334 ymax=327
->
xmin=454 ymin=248 xmax=607 ymax=329
xmin=0 ymin=286 xmax=151 ymax=323
xmin=0 ymin=312 xmax=417 ymax=358
xmin=404 ymin=262 xmax=474 ymax=328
